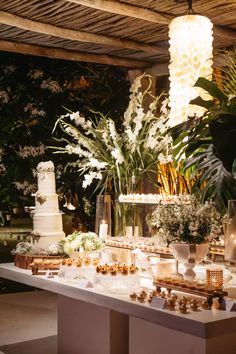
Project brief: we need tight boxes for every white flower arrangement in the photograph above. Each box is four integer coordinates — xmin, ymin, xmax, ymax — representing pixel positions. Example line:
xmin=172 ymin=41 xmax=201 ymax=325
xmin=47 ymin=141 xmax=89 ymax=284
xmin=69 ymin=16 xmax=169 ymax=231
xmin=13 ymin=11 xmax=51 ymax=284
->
xmin=146 ymin=195 xmax=224 ymax=246
xmin=63 ymin=231 xmax=105 ymax=255
xmin=53 ymin=74 xmax=172 ymax=196
xmin=12 ymin=241 xmax=65 ymax=256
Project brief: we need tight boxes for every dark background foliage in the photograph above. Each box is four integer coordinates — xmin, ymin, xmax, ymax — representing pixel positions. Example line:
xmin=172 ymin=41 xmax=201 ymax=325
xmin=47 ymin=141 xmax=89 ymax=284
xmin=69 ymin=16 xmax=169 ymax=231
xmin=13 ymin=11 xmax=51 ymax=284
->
xmin=0 ymin=52 xmax=130 ymax=227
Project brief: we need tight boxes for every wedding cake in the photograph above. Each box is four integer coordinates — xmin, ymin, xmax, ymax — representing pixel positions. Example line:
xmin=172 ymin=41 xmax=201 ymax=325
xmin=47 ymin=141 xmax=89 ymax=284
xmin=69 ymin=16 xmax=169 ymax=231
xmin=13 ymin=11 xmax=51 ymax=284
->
xmin=32 ymin=161 xmax=65 ymax=247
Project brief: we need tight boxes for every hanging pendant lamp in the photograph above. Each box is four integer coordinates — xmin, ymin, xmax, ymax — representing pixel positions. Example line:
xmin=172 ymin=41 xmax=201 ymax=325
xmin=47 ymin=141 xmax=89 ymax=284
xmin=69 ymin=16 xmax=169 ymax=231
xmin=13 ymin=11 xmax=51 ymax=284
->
xmin=168 ymin=0 xmax=213 ymax=127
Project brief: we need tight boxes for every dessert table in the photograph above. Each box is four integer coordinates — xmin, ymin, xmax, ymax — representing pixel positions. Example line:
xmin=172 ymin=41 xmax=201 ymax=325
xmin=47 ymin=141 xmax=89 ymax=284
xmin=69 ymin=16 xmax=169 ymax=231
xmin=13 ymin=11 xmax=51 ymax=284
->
xmin=1 ymin=263 xmax=236 ymax=354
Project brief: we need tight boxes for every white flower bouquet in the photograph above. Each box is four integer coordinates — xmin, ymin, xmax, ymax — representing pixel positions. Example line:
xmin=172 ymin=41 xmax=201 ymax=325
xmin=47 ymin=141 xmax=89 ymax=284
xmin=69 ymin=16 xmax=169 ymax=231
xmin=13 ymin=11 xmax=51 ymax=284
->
xmin=63 ymin=231 xmax=105 ymax=255
xmin=53 ymin=74 xmax=172 ymax=196
xmin=12 ymin=241 xmax=65 ymax=256
xmin=146 ymin=195 xmax=224 ymax=246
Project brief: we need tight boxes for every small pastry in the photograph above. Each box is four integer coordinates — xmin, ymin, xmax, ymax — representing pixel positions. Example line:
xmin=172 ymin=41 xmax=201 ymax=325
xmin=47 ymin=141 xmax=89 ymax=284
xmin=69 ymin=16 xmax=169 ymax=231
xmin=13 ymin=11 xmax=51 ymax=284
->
xmin=140 ymin=290 xmax=147 ymax=298
xmin=129 ymin=264 xmax=136 ymax=273
xmin=201 ymin=299 xmax=210 ymax=310
xmin=101 ymin=266 xmax=107 ymax=274
xmin=122 ymin=268 xmax=129 ymax=275
xmin=92 ymin=258 xmax=100 ymax=266
xmin=84 ymin=257 xmax=91 ymax=265
xmin=167 ymin=298 xmax=175 ymax=310
xmin=179 ymin=303 xmax=187 ymax=314
xmin=171 ymin=293 xmax=178 ymax=303
xmin=130 ymin=292 xmax=137 ymax=301
xmin=152 ymin=289 xmax=160 ymax=297
xmin=147 ymin=296 xmax=153 ymax=303
xmin=110 ymin=267 xmax=117 ymax=275
xmin=179 ymin=296 xmax=188 ymax=305
xmin=137 ymin=295 xmax=145 ymax=303
xmin=190 ymin=300 xmax=198 ymax=311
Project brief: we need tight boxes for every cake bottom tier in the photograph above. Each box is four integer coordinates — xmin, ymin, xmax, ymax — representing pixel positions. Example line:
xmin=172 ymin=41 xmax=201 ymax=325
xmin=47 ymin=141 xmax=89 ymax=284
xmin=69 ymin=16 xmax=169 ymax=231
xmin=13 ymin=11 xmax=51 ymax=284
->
xmin=31 ymin=233 xmax=65 ymax=248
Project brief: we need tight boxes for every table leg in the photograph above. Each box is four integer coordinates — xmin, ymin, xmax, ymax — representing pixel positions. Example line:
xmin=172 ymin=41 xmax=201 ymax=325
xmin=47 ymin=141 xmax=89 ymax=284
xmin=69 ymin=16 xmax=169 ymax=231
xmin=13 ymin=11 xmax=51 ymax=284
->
xmin=58 ymin=295 xmax=129 ymax=354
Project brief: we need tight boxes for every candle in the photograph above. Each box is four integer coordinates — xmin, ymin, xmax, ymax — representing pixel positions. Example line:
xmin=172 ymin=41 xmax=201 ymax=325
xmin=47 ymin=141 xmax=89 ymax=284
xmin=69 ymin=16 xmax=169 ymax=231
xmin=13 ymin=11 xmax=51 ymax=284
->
xmin=134 ymin=226 xmax=139 ymax=238
xmin=125 ymin=226 xmax=133 ymax=238
xmin=99 ymin=220 xmax=108 ymax=238
xmin=156 ymin=262 xmax=173 ymax=278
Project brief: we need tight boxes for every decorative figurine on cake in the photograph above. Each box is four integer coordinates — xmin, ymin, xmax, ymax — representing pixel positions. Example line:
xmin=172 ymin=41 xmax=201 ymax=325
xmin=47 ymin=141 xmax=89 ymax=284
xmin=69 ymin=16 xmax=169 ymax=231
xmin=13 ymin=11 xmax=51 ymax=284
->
xmin=32 ymin=161 xmax=65 ymax=247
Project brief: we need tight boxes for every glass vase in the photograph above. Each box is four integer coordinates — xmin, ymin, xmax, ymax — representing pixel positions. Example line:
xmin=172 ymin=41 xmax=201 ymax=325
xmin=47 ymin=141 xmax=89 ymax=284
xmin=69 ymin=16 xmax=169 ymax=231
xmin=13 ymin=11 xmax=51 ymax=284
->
xmin=225 ymin=200 xmax=236 ymax=264
xmin=114 ymin=201 xmax=143 ymax=237
xmin=95 ymin=195 xmax=112 ymax=239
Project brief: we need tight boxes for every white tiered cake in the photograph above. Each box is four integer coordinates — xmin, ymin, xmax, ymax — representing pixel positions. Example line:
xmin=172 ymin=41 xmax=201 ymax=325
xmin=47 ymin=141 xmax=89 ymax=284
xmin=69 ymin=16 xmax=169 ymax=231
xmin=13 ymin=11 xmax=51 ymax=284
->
xmin=32 ymin=161 xmax=65 ymax=247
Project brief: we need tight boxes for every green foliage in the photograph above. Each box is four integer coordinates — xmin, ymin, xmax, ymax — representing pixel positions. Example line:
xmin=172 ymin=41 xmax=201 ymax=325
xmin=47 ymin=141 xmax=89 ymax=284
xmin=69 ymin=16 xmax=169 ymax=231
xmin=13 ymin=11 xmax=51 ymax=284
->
xmin=172 ymin=51 xmax=236 ymax=213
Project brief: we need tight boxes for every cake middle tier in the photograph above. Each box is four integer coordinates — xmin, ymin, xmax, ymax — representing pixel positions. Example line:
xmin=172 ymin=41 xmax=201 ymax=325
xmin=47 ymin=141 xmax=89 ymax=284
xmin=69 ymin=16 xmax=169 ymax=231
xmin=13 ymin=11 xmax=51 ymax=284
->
xmin=33 ymin=213 xmax=63 ymax=233
xmin=35 ymin=194 xmax=59 ymax=213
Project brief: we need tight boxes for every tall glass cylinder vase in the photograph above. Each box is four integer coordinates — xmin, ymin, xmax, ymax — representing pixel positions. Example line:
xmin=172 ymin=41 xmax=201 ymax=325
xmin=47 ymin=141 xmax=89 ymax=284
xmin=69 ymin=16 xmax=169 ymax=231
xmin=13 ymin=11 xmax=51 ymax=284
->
xmin=95 ymin=195 xmax=112 ymax=239
xmin=114 ymin=202 xmax=143 ymax=237
xmin=225 ymin=200 xmax=236 ymax=264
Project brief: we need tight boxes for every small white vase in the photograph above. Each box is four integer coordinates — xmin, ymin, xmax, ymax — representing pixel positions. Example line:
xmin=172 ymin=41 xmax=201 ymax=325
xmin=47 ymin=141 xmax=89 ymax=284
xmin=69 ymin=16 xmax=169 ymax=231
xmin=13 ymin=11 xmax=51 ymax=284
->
xmin=171 ymin=243 xmax=209 ymax=280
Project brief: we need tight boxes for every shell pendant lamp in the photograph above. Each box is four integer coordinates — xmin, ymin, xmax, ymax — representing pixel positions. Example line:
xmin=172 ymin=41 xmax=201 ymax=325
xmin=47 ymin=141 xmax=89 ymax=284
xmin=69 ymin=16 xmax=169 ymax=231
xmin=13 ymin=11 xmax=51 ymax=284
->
xmin=168 ymin=14 xmax=213 ymax=127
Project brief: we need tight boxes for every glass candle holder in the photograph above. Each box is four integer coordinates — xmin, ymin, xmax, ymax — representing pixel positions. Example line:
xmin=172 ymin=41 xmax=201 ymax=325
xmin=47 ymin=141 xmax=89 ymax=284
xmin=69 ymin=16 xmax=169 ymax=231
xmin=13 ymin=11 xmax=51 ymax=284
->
xmin=206 ymin=268 xmax=223 ymax=288
xmin=225 ymin=200 xmax=236 ymax=263
xmin=155 ymin=261 xmax=173 ymax=280
xmin=95 ymin=195 xmax=112 ymax=238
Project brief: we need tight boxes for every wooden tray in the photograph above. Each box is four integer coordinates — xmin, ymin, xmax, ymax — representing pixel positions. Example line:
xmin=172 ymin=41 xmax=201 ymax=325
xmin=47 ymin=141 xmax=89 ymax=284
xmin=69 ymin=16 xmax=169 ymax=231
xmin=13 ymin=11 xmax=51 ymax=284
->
xmin=153 ymin=280 xmax=228 ymax=308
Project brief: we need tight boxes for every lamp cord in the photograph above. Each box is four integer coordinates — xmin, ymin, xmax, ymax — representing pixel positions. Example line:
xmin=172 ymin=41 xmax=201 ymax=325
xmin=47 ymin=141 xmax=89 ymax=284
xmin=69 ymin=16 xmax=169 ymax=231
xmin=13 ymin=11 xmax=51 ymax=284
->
xmin=187 ymin=0 xmax=195 ymax=14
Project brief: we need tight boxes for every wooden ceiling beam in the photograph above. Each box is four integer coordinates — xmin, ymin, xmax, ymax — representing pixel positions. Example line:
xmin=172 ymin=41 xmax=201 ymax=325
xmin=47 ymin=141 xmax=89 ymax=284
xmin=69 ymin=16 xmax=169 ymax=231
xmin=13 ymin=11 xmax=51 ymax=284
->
xmin=65 ymin=0 xmax=236 ymax=40
xmin=0 ymin=39 xmax=148 ymax=68
xmin=0 ymin=11 xmax=167 ymax=54
xmin=65 ymin=0 xmax=171 ymax=25
xmin=214 ymin=25 xmax=236 ymax=41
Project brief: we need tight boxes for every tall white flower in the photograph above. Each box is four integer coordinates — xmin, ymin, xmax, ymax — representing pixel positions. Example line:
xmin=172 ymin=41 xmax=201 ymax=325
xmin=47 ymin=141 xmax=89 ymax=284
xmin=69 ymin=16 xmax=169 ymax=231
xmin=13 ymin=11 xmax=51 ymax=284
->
xmin=111 ymin=148 xmax=124 ymax=164
xmin=82 ymin=171 xmax=102 ymax=188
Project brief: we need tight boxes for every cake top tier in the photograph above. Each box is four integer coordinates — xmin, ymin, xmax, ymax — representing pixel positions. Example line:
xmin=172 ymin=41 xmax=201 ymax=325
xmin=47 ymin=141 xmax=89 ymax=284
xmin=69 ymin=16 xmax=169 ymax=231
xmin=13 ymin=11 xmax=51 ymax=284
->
xmin=37 ymin=161 xmax=55 ymax=173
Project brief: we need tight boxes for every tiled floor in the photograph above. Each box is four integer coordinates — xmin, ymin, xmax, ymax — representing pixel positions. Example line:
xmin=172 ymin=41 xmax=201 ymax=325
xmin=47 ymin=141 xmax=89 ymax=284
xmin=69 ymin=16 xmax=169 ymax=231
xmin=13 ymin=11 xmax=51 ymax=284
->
xmin=0 ymin=291 xmax=57 ymax=354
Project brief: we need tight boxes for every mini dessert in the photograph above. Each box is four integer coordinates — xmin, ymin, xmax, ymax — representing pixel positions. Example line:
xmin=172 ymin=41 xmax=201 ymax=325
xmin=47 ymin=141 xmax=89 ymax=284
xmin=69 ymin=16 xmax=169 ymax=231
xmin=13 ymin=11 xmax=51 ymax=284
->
xmin=140 ymin=290 xmax=147 ymax=298
xmin=167 ymin=298 xmax=175 ymax=310
xmin=152 ymin=289 xmax=160 ymax=297
xmin=130 ymin=292 xmax=137 ymax=301
xmin=129 ymin=264 xmax=137 ymax=274
xmin=179 ymin=296 xmax=188 ymax=305
xmin=101 ymin=266 xmax=108 ymax=274
xmin=122 ymin=265 xmax=129 ymax=275
xmin=110 ymin=266 xmax=117 ymax=276
xmin=179 ymin=303 xmax=187 ymax=314
xmin=190 ymin=299 xmax=198 ymax=311
xmin=92 ymin=258 xmax=100 ymax=266
xmin=84 ymin=257 xmax=91 ymax=265
xmin=137 ymin=295 xmax=145 ymax=303
xmin=201 ymin=299 xmax=210 ymax=310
